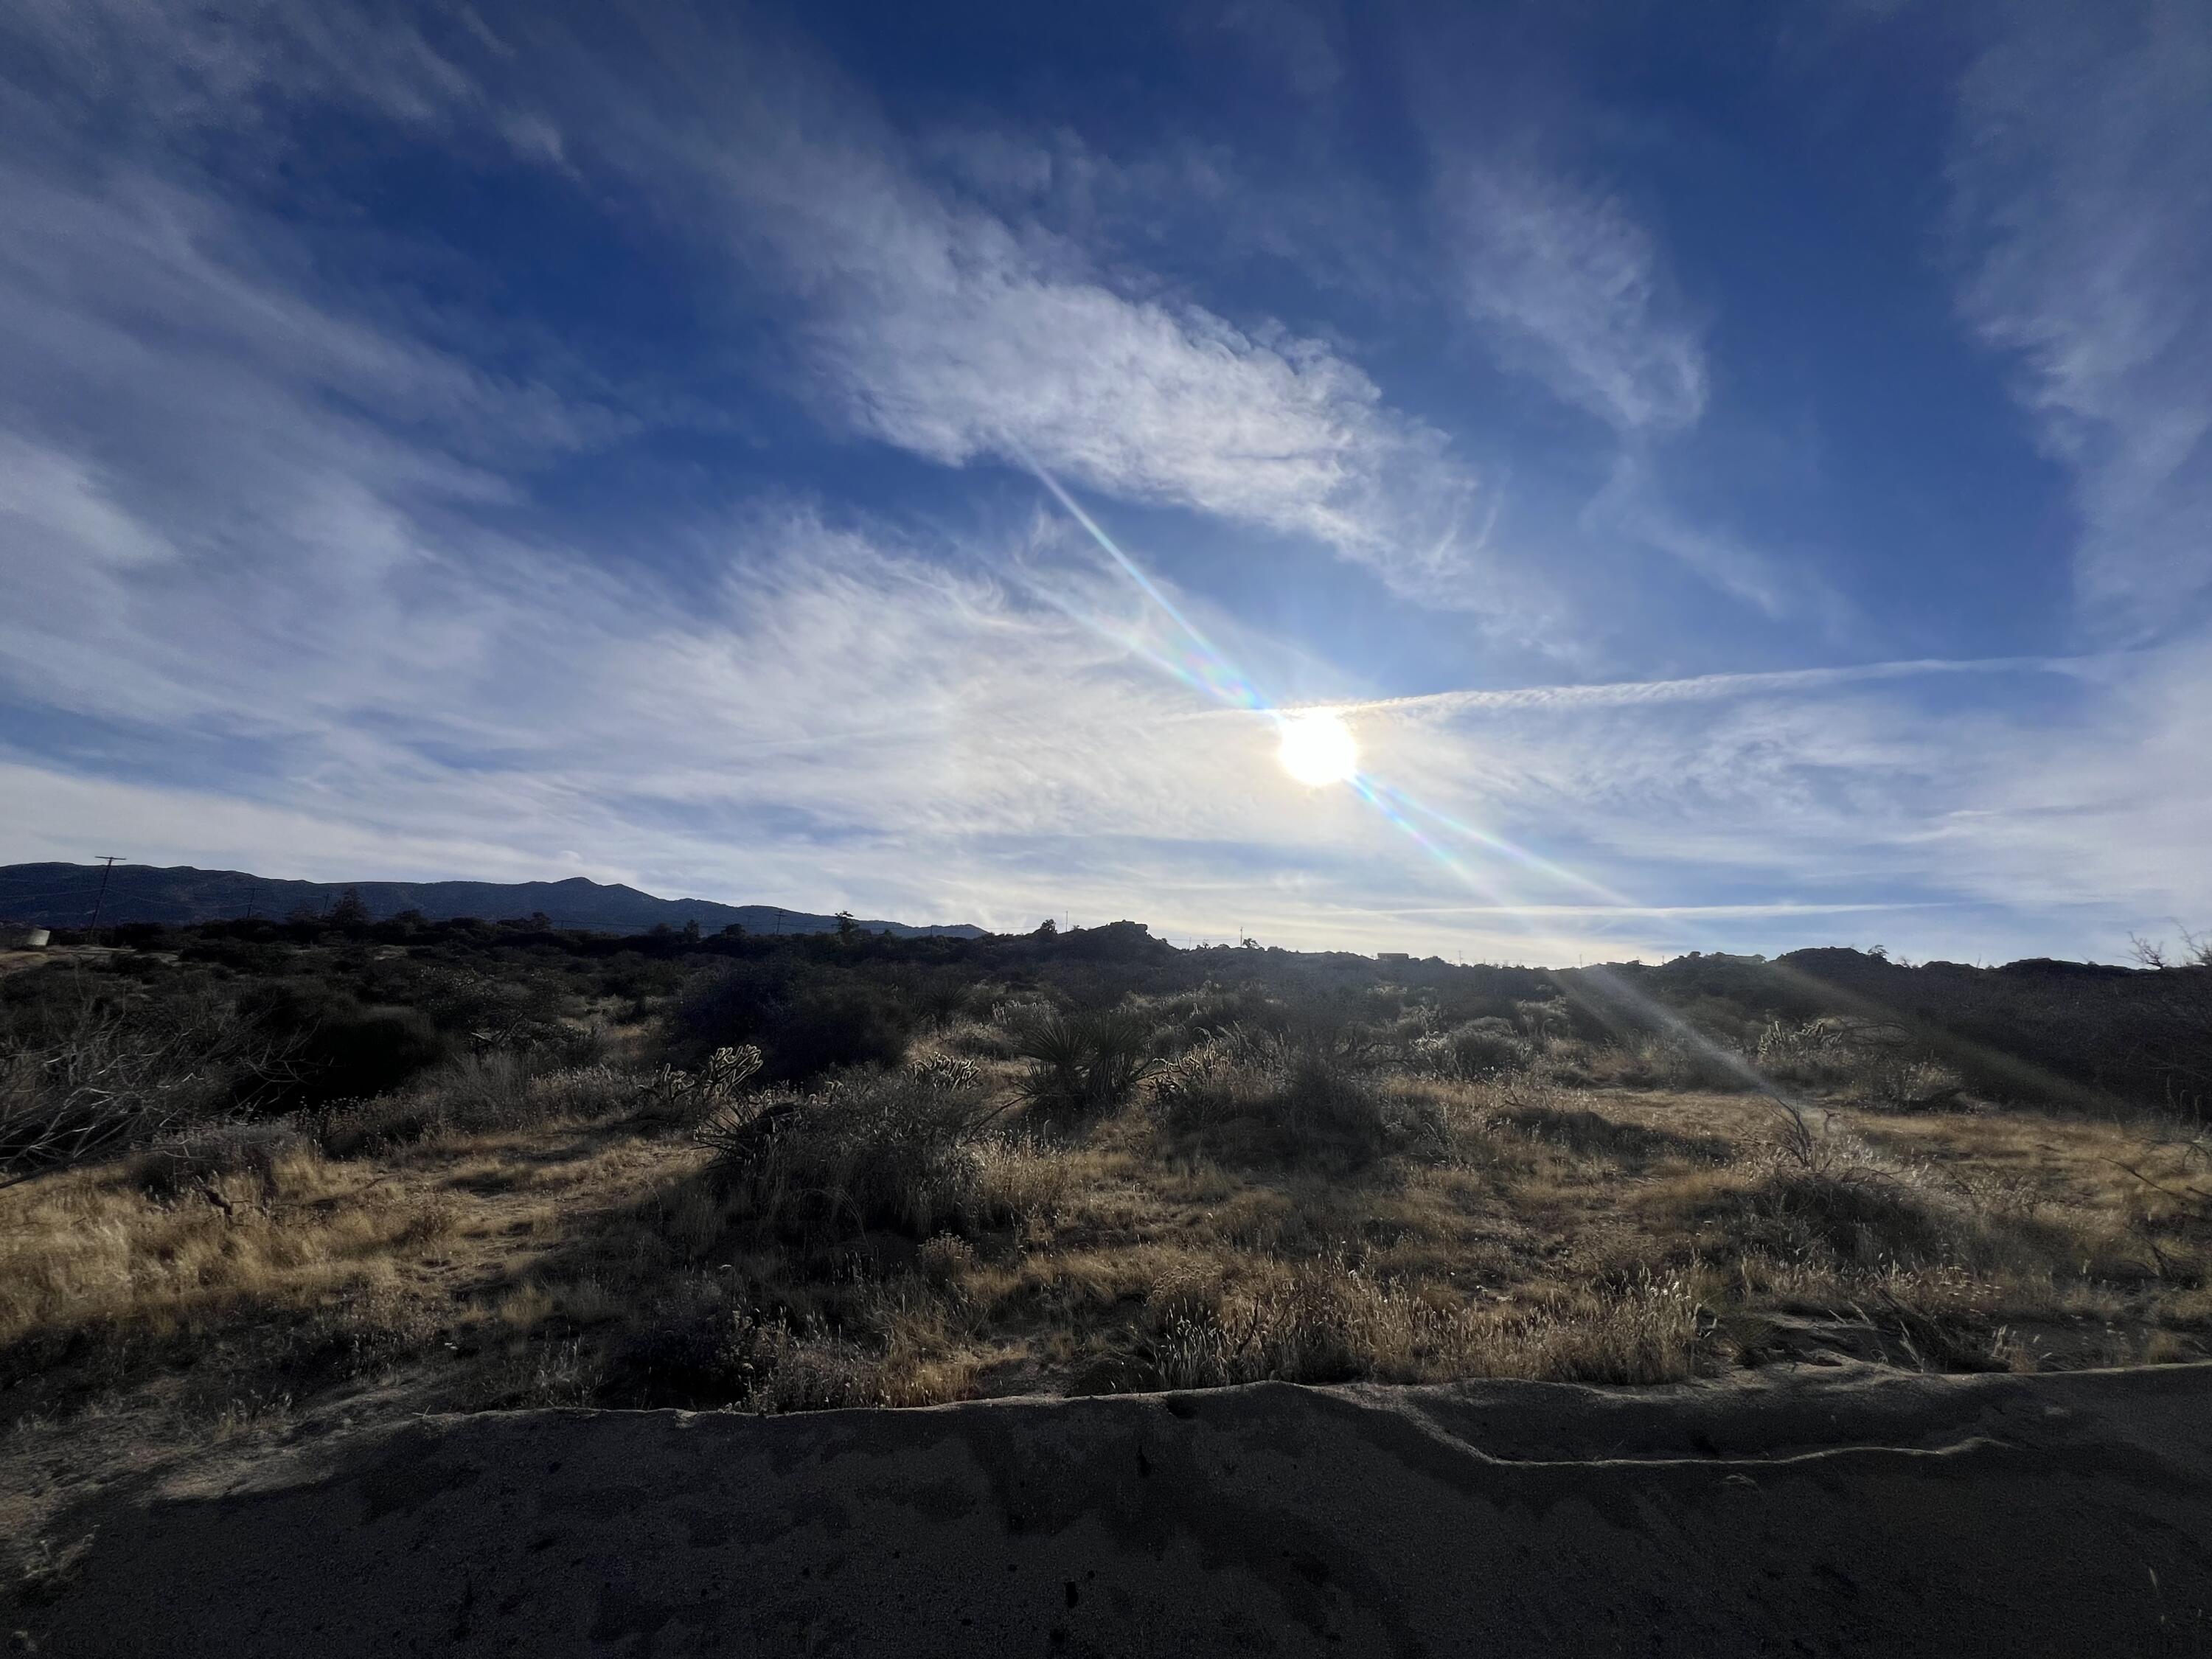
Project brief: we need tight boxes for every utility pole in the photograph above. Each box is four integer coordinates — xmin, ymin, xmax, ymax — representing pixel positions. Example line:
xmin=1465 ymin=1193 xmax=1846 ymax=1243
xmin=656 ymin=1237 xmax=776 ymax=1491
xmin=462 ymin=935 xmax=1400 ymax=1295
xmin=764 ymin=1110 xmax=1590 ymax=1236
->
xmin=245 ymin=883 xmax=259 ymax=921
xmin=87 ymin=855 xmax=122 ymax=931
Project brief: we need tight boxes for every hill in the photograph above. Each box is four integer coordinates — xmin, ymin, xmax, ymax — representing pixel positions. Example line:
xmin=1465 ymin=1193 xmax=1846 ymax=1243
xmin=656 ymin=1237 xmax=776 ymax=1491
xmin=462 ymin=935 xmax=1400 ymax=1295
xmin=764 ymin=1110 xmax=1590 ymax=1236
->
xmin=0 ymin=861 xmax=985 ymax=939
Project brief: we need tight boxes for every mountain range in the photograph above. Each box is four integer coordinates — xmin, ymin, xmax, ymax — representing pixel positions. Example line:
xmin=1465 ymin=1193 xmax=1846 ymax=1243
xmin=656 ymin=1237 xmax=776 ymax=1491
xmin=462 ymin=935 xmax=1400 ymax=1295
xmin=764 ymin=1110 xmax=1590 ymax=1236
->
xmin=0 ymin=863 xmax=987 ymax=939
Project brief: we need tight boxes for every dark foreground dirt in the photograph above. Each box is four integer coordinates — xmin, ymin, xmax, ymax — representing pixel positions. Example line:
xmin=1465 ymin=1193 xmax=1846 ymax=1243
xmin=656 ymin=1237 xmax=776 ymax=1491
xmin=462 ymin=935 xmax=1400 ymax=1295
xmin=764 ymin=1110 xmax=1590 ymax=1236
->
xmin=7 ymin=1362 xmax=2211 ymax=1657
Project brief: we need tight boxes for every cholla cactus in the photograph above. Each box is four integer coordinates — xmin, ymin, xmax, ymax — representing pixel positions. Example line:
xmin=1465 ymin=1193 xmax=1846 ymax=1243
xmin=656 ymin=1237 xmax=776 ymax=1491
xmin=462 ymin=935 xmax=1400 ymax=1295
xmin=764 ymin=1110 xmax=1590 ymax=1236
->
xmin=908 ymin=1054 xmax=982 ymax=1092
xmin=698 ymin=1045 xmax=764 ymax=1100
xmin=637 ymin=1044 xmax=762 ymax=1120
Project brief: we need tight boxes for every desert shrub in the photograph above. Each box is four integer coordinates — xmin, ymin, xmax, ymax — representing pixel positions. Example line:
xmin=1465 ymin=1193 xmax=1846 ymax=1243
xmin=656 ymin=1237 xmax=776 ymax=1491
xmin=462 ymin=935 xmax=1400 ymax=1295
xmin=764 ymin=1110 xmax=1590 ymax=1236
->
xmin=917 ymin=1232 xmax=979 ymax=1285
xmin=764 ymin=981 xmax=915 ymax=1077
xmin=133 ymin=1119 xmax=310 ymax=1202
xmin=289 ymin=1004 xmax=450 ymax=1105
xmin=1012 ymin=1010 xmax=1163 ymax=1120
xmin=314 ymin=1056 xmax=640 ymax=1155
xmin=677 ymin=964 xmax=917 ymax=1079
xmin=908 ymin=1052 xmax=983 ymax=1091
xmin=1145 ymin=984 xmax=1281 ymax=1051
xmin=1277 ymin=1054 xmax=1390 ymax=1152
xmin=700 ymin=1069 xmax=998 ymax=1241
xmin=1 ymin=988 xmax=289 ymax=1181
xmin=1590 ymin=1034 xmax=1753 ymax=1092
xmin=1151 ymin=1043 xmax=1394 ymax=1164
xmin=530 ymin=1062 xmax=647 ymax=1120
xmin=987 ymin=994 xmax=1060 ymax=1029
xmin=1860 ymin=1057 xmax=1967 ymax=1110
xmin=633 ymin=1045 xmax=762 ymax=1127
xmin=1514 ymin=998 xmax=1572 ymax=1047
xmin=911 ymin=973 xmax=981 ymax=1029
xmin=594 ymin=1304 xmax=752 ymax=1410
xmin=943 ymin=1017 xmax=1018 ymax=1060
xmin=397 ymin=962 xmax=585 ymax=1058
xmin=1752 ymin=1018 xmax=1961 ymax=1107
xmin=1411 ymin=1018 xmax=1530 ymax=1079
xmin=669 ymin=961 xmax=783 ymax=1049
xmin=1722 ymin=1165 xmax=1958 ymax=1272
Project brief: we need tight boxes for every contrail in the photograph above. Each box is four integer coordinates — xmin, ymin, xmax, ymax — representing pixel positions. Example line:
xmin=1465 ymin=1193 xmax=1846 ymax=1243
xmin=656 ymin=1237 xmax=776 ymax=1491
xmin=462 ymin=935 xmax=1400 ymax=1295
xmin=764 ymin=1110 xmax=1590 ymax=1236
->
xmin=1293 ymin=655 xmax=2089 ymax=719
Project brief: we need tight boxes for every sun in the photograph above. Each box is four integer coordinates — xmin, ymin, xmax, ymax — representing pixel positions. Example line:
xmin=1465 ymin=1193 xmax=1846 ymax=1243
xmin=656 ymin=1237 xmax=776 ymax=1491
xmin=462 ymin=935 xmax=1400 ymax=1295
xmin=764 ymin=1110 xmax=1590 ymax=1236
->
xmin=1277 ymin=710 xmax=1359 ymax=787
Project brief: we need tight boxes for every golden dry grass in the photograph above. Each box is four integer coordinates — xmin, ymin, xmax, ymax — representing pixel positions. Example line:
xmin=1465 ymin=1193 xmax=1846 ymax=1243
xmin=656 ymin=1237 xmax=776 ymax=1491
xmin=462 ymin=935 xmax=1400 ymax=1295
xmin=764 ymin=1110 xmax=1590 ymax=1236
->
xmin=3 ymin=1057 xmax=2208 ymax=1436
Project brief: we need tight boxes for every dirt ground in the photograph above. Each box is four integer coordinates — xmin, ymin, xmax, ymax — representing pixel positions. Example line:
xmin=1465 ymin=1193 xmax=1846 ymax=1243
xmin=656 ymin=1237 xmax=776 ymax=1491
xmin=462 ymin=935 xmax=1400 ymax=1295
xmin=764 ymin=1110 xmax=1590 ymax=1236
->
xmin=6 ymin=1360 xmax=2210 ymax=1657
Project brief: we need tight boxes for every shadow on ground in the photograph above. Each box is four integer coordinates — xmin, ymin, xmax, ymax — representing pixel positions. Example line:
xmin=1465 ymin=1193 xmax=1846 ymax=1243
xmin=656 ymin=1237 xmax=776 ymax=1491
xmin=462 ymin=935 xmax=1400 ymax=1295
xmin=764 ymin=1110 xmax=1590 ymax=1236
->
xmin=9 ymin=1361 xmax=2212 ymax=1656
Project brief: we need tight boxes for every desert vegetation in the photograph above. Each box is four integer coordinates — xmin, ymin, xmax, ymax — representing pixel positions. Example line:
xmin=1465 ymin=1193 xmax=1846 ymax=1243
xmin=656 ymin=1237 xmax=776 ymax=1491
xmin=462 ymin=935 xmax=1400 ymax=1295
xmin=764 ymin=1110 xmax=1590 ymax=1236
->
xmin=2 ymin=913 xmax=2209 ymax=1449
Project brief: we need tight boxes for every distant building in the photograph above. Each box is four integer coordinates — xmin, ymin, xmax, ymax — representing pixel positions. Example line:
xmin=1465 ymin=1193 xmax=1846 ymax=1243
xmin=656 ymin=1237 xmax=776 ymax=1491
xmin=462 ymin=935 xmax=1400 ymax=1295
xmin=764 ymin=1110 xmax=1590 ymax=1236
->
xmin=1 ymin=923 xmax=52 ymax=950
xmin=1375 ymin=950 xmax=1411 ymax=964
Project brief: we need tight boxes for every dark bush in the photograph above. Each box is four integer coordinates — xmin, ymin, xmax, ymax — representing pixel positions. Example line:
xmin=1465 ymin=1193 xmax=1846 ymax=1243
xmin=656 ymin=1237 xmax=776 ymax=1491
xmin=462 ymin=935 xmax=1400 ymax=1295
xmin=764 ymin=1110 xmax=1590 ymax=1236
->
xmin=676 ymin=961 xmax=917 ymax=1080
xmin=1444 ymin=1019 xmax=1530 ymax=1077
xmin=766 ymin=980 xmax=915 ymax=1078
xmin=291 ymin=1005 xmax=449 ymax=1105
xmin=701 ymin=1068 xmax=993 ymax=1240
xmin=1718 ymin=1169 xmax=1957 ymax=1269
xmin=133 ymin=1119 xmax=307 ymax=1200
xmin=1151 ymin=1046 xmax=1391 ymax=1166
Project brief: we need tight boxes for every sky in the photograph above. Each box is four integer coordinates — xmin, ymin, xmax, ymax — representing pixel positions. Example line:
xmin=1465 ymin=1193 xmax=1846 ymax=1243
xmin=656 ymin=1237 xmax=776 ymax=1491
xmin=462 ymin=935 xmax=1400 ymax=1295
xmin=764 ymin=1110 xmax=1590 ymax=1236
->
xmin=1 ymin=0 xmax=2208 ymax=964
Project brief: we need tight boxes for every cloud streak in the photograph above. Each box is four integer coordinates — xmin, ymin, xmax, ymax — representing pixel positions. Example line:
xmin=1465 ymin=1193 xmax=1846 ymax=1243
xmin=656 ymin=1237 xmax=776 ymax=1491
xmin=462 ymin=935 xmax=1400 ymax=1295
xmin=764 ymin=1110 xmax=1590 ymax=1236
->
xmin=1307 ymin=654 xmax=2085 ymax=719
xmin=582 ymin=21 xmax=1526 ymax=617
xmin=1441 ymin=161 xmax=1707 ymax=437
xmin=1 ymin=0 xmax=2208 ymax=970
xmin=1947 ymin=0 xmax=2212 ymax=630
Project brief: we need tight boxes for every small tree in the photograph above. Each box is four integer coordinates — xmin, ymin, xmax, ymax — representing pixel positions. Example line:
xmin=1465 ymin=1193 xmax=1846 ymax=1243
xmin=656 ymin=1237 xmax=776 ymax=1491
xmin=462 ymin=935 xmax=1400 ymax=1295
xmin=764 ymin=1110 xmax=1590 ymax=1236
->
xmin=1034 ymin=918 xmax=1058 ymax=938
xmin=2132 ymin=928 xmax=2212 ymax=970
xmin=327 ymin=888 xmax=371 ymax=928
xmin=835 ymin=910 xmax=859 ymax=943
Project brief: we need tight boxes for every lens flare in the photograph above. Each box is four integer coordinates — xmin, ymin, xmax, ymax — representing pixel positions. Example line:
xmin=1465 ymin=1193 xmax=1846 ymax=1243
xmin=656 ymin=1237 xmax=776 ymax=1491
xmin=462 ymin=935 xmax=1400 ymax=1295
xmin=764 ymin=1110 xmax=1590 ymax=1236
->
xmin=1278 ymin=711 xmax=1358 ymax=787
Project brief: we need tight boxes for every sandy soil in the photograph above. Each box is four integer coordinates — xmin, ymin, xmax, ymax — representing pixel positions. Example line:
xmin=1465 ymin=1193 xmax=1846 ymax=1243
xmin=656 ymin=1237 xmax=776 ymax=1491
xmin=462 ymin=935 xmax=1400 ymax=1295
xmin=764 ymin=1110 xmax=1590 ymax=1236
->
xmin=7 ymin=1360 xmax=2210 ymax=1656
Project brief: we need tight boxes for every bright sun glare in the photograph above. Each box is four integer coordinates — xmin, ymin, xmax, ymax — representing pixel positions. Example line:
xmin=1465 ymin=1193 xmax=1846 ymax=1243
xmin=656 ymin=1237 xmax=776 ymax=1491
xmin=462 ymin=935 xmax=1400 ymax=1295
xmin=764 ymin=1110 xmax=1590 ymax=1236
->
xmin=1278 ymin=710 xmax=1359 ymax=787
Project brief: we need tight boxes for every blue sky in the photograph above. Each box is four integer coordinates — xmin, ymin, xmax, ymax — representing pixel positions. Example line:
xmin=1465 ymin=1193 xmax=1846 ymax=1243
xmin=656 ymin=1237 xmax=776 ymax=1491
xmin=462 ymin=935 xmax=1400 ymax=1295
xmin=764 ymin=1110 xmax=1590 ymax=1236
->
xmin=2 ymin=0 xmax=2208 ymax=963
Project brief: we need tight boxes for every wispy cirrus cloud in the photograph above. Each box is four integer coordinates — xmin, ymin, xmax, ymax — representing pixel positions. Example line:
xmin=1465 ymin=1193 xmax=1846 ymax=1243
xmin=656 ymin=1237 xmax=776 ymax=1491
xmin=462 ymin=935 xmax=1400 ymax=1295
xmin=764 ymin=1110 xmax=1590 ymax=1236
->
xmin=625 ymin=29 xmax=1518 ymax=618
xmin=4 ymin=0 xmax=2209 ymax=970
xmin=1428 ymin=150 xmax=1826 ymax=625
xmin=1440 ymin=160 xmax=1708 ymax=437
xmin=1947 ymin=0 xmax=2212 ymax=631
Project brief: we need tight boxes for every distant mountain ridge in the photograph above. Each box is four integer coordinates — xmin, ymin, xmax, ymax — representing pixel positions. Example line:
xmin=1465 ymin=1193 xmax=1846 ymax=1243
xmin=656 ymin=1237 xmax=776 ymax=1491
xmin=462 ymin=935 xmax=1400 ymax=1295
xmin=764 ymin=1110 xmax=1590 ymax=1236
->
xmin=0 ymin=863 xmax=987 ymax=939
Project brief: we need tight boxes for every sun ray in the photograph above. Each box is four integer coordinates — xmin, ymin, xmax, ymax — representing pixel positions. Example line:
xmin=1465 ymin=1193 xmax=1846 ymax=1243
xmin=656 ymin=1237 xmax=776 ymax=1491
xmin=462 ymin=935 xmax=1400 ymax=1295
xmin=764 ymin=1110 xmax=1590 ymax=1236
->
xmin=1023 ymin=461 xmax=1691 ymax=954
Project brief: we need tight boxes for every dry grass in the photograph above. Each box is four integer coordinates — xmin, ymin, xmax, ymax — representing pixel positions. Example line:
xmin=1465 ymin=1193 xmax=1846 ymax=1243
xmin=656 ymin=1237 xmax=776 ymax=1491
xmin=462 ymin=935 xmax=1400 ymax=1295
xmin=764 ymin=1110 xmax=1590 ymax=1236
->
xmin=4 ymin=1034 xmax=2209 ymax=1441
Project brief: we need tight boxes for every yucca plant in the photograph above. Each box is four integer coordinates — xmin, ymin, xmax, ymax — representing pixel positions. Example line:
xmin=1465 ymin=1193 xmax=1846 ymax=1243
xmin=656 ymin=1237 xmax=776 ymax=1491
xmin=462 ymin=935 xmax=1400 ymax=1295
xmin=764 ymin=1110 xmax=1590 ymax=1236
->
xmin=1012 ymin=1010 xmax=1163 ymax=1119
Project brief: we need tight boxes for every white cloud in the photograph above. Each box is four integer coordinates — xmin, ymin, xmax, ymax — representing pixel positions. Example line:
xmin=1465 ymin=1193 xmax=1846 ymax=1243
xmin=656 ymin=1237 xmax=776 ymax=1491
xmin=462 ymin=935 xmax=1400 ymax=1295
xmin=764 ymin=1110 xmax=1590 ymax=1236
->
xmin=1429 ymin=157 xmax=1798 ymax=621
xmin=1330 ymin=636 xmax=2212 ymax=959
xmin=1947 ymin=0 xmax=2212 ymax=629
xmin=0 ymin=435 xmax=173 ymax=568
xmin=1441 ymin=161 xmax=1708 ymax=436
xmin=4 ymin=0 xmax=2208 ymax=968
xmin=1322 ymin=653 xmax=2080 ymax=717
xmin=591 ymin=31 xmax=1519 ymax=616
